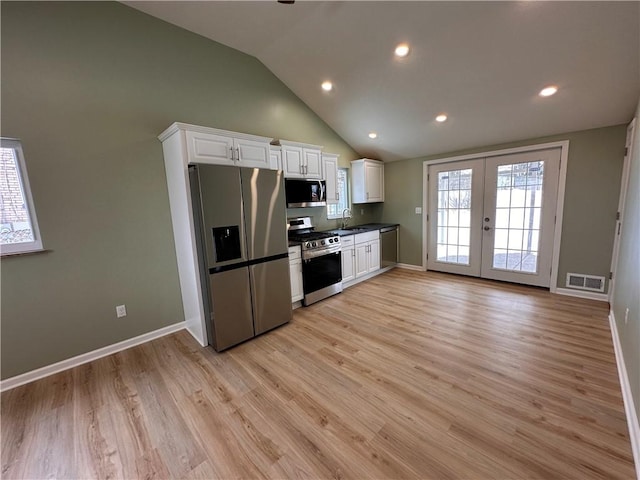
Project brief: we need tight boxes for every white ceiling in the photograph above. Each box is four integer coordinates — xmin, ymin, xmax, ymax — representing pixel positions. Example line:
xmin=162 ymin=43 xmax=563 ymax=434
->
xmin=126 ymin=1 xmax=640 ymax=162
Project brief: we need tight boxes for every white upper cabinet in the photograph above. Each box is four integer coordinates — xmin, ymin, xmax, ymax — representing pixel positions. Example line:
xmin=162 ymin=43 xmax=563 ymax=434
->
xmin=176 ymin=124 xmax=273 ymax=169
xmin=186 ymin=131 xmax=234 ymax=165
xmin=235 ymin=137 xmax=272 ymax=169
xmin=269 ymin=146 xmax=282 ymax=170
xmin=282 ymin=145 xmax=304 ymax=178
xmin=323 ymin=153 xmax=340 ymax=204
xmin=276 ymin=140 xmax=323 ymax=179
xmin=304 ymin=148 xmax=323 ymax=178
xmin=351 ymin=158 xmax=384 ymax=203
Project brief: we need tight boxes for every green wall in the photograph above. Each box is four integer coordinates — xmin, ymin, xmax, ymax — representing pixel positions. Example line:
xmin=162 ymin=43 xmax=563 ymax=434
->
xmin=381 ymin=124 xmax=627 ymax=292
xmin=612 ymin=98 xmax=640 ymax=421
xmin=0 ymin=1 xmax=366 ymax=379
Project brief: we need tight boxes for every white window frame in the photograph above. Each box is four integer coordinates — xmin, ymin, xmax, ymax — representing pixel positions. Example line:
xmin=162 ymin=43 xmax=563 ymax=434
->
xmin=327 ymin=168 xmax=350 ymax=219
xmin=0 ymin=138 xmax=44 ymax=255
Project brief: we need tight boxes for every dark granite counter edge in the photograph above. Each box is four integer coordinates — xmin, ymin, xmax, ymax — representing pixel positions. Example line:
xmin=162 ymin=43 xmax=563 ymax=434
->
xmin=322 ymin=223 xmax=400 ymax=237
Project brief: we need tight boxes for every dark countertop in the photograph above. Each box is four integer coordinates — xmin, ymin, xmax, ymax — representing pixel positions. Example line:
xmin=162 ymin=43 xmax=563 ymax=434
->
xmin=324 ymin=223 xmax=399 ymax=237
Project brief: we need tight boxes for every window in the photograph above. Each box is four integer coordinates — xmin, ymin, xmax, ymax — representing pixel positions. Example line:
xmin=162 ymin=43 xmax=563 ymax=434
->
xmin=327 ymin=168 xmax=350 ymax=219
xmin=1 ymin=138 xmax=43 ymax=255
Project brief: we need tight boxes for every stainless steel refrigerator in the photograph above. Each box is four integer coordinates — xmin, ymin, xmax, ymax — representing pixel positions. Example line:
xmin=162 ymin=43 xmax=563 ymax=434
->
xmin=189 ymin=165 xmax=292 ymax=351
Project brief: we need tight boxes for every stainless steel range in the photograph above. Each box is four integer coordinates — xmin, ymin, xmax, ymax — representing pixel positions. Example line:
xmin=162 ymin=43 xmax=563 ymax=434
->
xmin=288 ymin=217 xmax=342 ymax=305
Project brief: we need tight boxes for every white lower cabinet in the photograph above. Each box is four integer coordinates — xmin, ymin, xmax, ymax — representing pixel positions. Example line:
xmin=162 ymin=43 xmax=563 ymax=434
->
xmin=354 ymin=231 xmax=381 ymax=279
xmin=288 ymin=246 xmax=303 ymax=303
xmin=368 ymin=239 xmax=381 ymax=273
xmin=340 ymin=235 xmax=356 ymax=283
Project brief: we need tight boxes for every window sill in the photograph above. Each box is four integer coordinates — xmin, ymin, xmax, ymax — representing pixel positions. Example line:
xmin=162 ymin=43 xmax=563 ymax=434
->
xmin=1 ymin=248 xmax=50 ymax=258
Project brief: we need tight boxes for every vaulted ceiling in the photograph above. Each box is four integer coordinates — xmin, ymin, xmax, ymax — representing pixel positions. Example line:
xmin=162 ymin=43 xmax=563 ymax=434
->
xmin=126 ymin=1 xmax=640 ymax=161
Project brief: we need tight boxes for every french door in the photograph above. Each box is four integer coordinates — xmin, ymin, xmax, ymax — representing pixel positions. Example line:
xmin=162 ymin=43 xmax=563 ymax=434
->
xmin=427 ymin=148 xmax=561 ymax=287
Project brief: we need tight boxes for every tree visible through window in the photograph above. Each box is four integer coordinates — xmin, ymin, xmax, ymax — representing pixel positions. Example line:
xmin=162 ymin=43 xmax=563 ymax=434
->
xmin=1 ymin=139 xmax=43 ymax=255
xmin=327 ymin=168 xmax=350 ymax=220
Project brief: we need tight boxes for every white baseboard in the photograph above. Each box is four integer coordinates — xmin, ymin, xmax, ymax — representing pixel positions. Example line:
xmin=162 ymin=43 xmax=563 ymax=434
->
xmin=397 ymin=263 xmax=424 ymax=271
xmin=555 ymin=287 xmax=609 ymax=302
xmin=0 ymin=322 xmax=186 ymax=392
xmin=609 ymin=311 xmax=640 ymax=480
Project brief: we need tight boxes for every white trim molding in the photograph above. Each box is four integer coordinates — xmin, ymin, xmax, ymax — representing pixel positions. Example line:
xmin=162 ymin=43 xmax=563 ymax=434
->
xmin=609 ymin=311 xmax=640 ymax=480
xmin=397 ymin=263 xmax=425 ymax=271
xmin=422 ymin=140 xmax=570 ymax=293
xmin=554 ymin=287 xmax=609 ymax=302
xmin=0 ymin=322 xmax=186 ymax=392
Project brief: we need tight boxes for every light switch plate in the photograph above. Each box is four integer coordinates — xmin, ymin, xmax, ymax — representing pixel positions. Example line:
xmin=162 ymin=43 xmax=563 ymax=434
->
xmin=415 ymin=207 xmax=422 ymax=214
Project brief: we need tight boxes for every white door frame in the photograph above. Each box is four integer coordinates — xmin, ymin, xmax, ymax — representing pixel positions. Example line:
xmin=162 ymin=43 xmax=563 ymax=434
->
xmin=422 ymin=140 xmax=570 ymax=293
xmin=609 ymin=118 xmax=636 ymax=302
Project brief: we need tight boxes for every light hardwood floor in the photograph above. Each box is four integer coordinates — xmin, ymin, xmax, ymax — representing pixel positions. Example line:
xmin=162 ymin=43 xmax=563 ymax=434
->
xmin=1 ymin=269 xmax=636 ymax=479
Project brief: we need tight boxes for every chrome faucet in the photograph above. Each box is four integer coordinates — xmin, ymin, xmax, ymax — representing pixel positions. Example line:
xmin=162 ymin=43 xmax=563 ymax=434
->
xmin=341 ymin=208 xmax=352 ymax=229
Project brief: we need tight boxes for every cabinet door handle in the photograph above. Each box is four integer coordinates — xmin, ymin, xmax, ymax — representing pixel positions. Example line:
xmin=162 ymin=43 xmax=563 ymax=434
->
xmin=230 ymin=146 xmax=235 ymax=161
xmin=235 ymin=147 xmax=240 ymax=161
xmin=336 ymin=192 xmax=339 ymax=200
xmin=366 ymin=192 xmax=369 ymax=200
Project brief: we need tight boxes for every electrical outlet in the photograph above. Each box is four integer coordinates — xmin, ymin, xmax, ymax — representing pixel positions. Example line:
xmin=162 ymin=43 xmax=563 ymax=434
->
xmin=624 ymin=308 xmax=629 ymax=325
xmin=116 ymin=304 xmax=127 ymax=318
xmin=360 ymin=208 xmax=364 ymax=215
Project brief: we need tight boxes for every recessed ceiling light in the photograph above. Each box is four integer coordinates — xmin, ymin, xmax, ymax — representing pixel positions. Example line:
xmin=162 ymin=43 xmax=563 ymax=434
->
xmin=394 ymin=43 xmax=410 ymax=57
xmin=435 ymin=114 xmax=448 ymax=123
xmin=321 ymin=81 xmax=333 ymax=92
xmin=539 ymin=85 xmax=558 ymax=97
xmin=368 ymin=132 xmax=378 ymax=139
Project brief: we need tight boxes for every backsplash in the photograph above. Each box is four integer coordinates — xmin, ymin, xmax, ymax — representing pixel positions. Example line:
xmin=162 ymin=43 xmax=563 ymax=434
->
xmin=287 ymin=203 xmax=383 ymax=231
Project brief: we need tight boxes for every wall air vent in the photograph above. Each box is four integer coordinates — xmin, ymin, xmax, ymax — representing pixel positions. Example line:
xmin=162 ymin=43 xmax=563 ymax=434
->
xmin=565 ymin=273 xmax=605 ymax=292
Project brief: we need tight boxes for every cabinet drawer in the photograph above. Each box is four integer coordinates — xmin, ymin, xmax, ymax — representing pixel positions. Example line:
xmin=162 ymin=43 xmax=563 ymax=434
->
xmin=288 ymin=245 xmax=301 ymax=260
xmin=340 ymin=235 xmax=355 ymax=247
xmin=355 ymin=231 xmax=379 ymax=244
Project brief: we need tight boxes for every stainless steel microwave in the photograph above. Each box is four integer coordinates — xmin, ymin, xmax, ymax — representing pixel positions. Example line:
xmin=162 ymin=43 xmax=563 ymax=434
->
xmin=284 ymin=179 xmax=326 ymax=208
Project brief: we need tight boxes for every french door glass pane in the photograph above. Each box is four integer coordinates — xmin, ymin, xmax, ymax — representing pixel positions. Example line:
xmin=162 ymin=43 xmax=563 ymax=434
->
xmin=492 ymin=161 xmax=544 ymax=273
xmin=436 ymin=168 xmax=472 ymax=265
